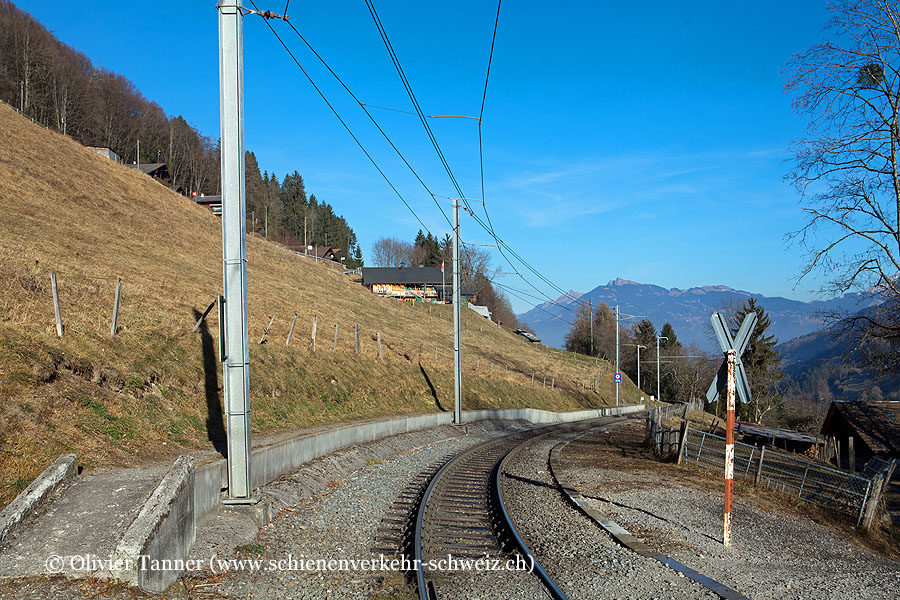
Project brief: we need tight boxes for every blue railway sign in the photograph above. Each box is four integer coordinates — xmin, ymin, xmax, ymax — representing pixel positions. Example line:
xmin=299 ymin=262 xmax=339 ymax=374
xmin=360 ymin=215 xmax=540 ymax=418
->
xmin=614 ymin=373 xmax=621 ymax=383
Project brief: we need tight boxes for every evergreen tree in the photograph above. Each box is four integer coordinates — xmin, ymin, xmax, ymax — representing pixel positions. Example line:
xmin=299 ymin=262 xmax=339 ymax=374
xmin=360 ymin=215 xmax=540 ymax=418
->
xmin=659 ymin=323 xmax=681 ymax=349
xmin=731 ymin=297 xmax=784 ymax=423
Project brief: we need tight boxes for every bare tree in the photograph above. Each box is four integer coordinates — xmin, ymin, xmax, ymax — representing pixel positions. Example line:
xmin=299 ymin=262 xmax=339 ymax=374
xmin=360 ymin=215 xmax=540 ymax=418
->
xmin=371 ymin=236 xmax=413 ymax=267
xmin=785 ymin=0 xmax=900 ymax=372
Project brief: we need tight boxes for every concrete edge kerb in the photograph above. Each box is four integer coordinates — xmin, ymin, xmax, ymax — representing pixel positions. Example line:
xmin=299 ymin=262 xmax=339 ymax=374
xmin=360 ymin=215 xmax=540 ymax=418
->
xmin=0 ymin=453 xmax=76 ymax=544
xmin=111 ymin=455 xmax=194 ymax=590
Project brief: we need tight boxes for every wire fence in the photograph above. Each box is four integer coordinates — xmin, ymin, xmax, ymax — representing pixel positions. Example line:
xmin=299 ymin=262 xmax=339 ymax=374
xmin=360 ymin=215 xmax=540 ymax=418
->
xmin=682 ymin=428 xmax=875 ymax=525
xmin=646 ymin=404 xmax=886 ymax=526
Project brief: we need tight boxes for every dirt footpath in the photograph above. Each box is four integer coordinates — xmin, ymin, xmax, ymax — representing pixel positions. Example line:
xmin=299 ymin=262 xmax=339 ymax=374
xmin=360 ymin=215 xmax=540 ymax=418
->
xmin=560 ymin=422 xmax=900 ymax=600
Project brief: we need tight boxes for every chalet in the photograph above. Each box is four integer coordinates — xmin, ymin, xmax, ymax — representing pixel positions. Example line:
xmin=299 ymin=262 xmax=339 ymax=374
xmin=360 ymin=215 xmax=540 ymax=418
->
xmin=361 ymin=267 xmax=475 ymax=303
xmin=193 ymin=193 xmax=222 ymax=216
xmin=126 ymin=162 xmax=171 ymax=186
xmin=820 ymin=401 xmax=900 ymax=471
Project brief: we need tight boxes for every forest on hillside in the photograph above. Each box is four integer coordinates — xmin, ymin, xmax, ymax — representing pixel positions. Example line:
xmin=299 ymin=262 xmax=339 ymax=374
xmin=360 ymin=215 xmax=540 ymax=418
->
xmin=0 ymin=1 xmax=362 ymax=265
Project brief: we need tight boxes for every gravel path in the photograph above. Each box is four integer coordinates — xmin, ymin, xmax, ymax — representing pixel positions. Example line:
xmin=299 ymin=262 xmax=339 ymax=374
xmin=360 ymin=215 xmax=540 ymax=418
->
xmin=500 ymin=427 xmax=718 ymax=600
xmin=561 ymin=424 xmax=900 ymax=600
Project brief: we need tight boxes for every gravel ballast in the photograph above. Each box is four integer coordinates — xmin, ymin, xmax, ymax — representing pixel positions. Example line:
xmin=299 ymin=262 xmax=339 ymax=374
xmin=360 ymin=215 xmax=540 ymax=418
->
xmin=561 ymin=423 xmax=900 ymax=600
xmin=500 ymin=429 xmax=718 ymax=600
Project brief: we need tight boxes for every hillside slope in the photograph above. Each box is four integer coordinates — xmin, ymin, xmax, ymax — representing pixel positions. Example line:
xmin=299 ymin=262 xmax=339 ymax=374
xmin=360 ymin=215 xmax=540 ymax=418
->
xmin=0 ymin=102 xmax=639 ymax=506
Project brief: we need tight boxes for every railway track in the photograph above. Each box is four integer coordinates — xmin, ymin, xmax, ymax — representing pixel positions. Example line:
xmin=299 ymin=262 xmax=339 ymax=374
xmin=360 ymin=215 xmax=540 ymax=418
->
xmin=412 ymin=418 xmax=625 ymax=600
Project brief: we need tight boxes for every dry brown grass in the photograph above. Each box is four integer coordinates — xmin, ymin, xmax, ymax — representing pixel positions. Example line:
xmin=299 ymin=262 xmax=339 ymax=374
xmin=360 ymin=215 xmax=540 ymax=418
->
xmin=0 ymin=102 xmax=643 ymax=506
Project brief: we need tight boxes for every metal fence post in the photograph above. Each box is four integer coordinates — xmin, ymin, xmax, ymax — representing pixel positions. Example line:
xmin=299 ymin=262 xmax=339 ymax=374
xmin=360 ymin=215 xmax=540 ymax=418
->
xmin=51 ymin=272 xmax=63 ymax=337
xmin=798 ymin=465 xmax=810 ymax=498
xmin=754 ymin=446 xmax=766 ymax=486
xmin=377 ymin=332 xmax=383 ymax=360
xmin=857 ymin=478 xmax=874 ymax=527
xmin=285 ymin=313 xmax=297 ymax=346
xmin=333 ymin=324 xmax=338 ymax=350
xmin=110 ymin=278 xmax=123 ymax=337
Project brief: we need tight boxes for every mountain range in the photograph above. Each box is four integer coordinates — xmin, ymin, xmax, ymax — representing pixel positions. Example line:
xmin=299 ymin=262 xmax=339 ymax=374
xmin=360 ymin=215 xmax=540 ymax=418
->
xmin=517 ymin=278 xmax=881 ymax=353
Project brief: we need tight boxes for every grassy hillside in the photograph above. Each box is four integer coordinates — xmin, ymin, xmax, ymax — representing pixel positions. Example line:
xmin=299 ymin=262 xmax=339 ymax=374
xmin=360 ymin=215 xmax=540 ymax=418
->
xmin=0 ymin=102 xmax=642 ymax=506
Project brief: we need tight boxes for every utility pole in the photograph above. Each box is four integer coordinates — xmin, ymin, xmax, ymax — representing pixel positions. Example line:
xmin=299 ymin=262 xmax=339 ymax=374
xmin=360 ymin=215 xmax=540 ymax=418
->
xmin=264 ymin=204 xmax=268 ymax=239
xmin=218 ymin=0 xmax=253 ymax=503
xmin=452 ymin=198 xmax=462 ymax=424
xmin=136 ymin=139 xmax=140 ymax=170
xmin=615 ymin=304 xmax=620 ymax=407
xmin=657 ymin=335 xmax=668 ymax=403
xmin=589 ymin=298 xmax=593 ymax=357
xmin=637 ymin=344 xmax=646 ymax=390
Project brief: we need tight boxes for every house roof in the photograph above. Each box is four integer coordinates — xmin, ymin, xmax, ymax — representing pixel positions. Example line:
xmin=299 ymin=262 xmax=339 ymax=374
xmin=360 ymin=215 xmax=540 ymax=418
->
xmin=363 ymin=267 xmax=443 ymax=285
xmin=126 ymin=162 xmax=167 ymax=176
xmin=193 ymin=194 xmax=222 ymax=205
xmin=820 ymin=401 xmax=900 ymax=454
xmin=735 ymin=422 xmax=822 ymax=445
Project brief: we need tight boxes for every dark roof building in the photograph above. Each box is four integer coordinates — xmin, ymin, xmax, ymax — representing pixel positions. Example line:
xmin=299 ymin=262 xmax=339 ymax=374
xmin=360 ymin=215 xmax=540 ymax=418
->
xmin=126 ymin=162 xmax=170 ymax=183
xmin=362 ymin=267 xmax=443 ymax=285
xmin=821 ymin=401 xmax=900 ymax=459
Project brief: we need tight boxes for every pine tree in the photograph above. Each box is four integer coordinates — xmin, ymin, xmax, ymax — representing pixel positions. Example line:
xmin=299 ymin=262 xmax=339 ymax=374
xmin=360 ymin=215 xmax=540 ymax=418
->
xmin=731 ymin=297 xmax=784 ymax=423
xmin=659 ymin=323 xmax=681 ymax=349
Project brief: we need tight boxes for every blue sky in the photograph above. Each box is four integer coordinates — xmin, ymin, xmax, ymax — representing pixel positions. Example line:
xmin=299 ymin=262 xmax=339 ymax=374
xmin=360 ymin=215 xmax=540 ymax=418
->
xmin=18 ymin=1 xmax=838 ymax=313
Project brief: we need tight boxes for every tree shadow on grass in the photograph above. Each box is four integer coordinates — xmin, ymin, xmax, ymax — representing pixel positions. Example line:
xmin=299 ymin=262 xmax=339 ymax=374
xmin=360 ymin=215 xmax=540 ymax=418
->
xmin=194 ymin=308 xmax=227 ymax=457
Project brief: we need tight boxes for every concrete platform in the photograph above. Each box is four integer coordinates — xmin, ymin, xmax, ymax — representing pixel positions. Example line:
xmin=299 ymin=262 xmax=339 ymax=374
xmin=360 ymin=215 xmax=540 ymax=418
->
xmin=0 ymin=467 xmax=166 ymax=577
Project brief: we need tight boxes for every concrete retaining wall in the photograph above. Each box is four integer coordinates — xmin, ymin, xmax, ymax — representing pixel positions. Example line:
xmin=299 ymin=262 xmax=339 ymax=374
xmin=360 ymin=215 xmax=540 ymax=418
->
xmin=112 ymin=455 xmax=195 ymax=593
xmin=156 ymin=405 xmax=644 ymax=592
xmin=0 ymin=453 xmax=77 ymax=544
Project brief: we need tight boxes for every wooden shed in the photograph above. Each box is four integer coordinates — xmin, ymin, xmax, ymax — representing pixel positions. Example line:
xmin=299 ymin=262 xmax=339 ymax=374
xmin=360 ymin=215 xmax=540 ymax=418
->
xmin=820 ymin=401 xmax=900 ymax=472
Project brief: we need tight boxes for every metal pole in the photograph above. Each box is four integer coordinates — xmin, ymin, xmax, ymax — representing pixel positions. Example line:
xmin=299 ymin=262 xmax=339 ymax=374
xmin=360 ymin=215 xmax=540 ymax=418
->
xmin=452 ymin=198 xmax=462 ymax=424
xmin=110 ymin=278 xmax=122 ymax=337
xmin=589 ymin=298 xmax=593 ymax=357
xmin=615 ymin=304 xmax=620 ymax=407
xmin=656 ymin=335 xmax=667 ymax=403
xmin=219 ymin=0 xmax=252 ymax=503
xmin=637 ymin=345 xmax=645 ymax=390
xmin=724 ymin=349 xmax=736 ymax=547
xmin=285 ymin=313 xmax=297 ymax=346
xmin=51 ymin=272 xmax=63 ymax=337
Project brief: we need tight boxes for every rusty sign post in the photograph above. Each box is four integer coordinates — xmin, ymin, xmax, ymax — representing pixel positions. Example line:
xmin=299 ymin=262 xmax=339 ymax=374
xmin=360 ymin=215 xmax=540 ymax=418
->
xmin=707 ymin=311 xmax=757 ymax=548
xmin=723 ymin=349 xmax=736 ymax=548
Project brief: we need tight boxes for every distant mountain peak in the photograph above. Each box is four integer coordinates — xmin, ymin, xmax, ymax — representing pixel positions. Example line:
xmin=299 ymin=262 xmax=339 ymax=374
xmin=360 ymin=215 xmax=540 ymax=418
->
xmin=607 ymin=277 xmax=640 ymax=286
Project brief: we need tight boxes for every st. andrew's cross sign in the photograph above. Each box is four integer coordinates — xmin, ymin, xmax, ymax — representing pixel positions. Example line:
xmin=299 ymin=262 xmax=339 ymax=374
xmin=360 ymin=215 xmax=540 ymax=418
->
xmin=705 ymin=312 xmax=758 ymax=405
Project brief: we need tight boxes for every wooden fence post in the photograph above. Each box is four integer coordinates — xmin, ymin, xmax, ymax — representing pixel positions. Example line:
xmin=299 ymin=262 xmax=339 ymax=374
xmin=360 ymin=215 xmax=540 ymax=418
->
xmin=286 ymin=313 xmax=297 ymax=346
xmin=333 ymin=324 xmax=338 ymax=350
xmin=110 ymin=278 xmax=123 ymax=337
xmin=476 ymin=358 xmax=480 ymax=373
xmin=531 ymin=373 xmax=534 ymax=386
xmin=310 ymin=315 xmax=318 ymax=352
xmin=51 ymin=272 xmax=63 ymax=337
xmin=489 ymin=362 xmax=493 ymax=376
xmin=677 ymin=421 xmax=689 ymax=465
xmin=377 ymin=332 xmax=383 ymax=360
xmin=434 ymin=347 xmax=438 ymax=366
xmin=259 ymin=315 xmax=275 ymax=344
xmin=355 ymin=323 xmax=360 ymax=354
xmin=552 ymin=378 xmax=555 ymax=389
xmin=862 ymin=475 xmax=884 ymax=529
xmin=848 ymin=437 xmax=856 ymax=474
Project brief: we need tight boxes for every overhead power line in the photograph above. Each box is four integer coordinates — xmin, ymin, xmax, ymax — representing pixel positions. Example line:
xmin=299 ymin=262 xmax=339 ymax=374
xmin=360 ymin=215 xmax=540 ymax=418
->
xmin=246 ymin=0 xmax=435 ymax=236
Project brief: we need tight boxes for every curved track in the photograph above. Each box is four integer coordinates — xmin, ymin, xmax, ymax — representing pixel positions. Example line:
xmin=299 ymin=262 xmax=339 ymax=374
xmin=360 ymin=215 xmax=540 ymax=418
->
xmin=413 ymin=418 xmax=623 ymax=600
